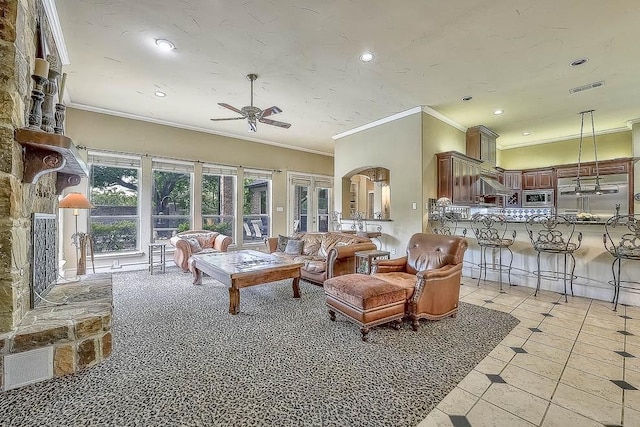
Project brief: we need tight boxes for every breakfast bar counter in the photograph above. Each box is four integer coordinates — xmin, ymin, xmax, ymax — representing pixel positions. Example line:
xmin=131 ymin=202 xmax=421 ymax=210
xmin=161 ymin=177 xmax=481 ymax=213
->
xmin=457 ymin=219 xmax=640 ymax=307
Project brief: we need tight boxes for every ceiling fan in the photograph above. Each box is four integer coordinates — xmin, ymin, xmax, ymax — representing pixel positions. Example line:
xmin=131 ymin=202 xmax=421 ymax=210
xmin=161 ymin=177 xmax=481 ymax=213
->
xmin=211 ymin=74 xmax=291 ymax=132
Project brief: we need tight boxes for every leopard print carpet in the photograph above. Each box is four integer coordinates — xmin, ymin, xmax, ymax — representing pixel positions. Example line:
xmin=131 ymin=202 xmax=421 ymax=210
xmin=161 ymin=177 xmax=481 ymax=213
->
xmin=0 ymin=268 xmax=519 ymax=427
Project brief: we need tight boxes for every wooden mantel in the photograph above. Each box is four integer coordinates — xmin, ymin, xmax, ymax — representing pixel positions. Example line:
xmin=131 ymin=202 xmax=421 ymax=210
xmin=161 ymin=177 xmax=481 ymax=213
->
xmin=14 ymin=128 xmax=88 ymax=194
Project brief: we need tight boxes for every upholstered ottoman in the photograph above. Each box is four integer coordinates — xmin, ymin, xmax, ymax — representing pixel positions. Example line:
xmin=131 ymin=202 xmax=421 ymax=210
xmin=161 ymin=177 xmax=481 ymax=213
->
xmin=324 ymin=274 xmax=406 ymax=341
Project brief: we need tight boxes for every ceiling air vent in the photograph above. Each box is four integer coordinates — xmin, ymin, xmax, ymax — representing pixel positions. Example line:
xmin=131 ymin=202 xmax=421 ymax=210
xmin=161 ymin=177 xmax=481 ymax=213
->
xmin=569 ymin=80 xmax=605 ymax=94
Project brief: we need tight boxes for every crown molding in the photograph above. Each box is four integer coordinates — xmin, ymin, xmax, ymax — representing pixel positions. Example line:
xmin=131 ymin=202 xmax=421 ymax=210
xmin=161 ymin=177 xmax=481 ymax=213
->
xmin=332 ymin=106 xmax=422 ymax=140
xmin=68 ymin=103 xmax=334 ymax=157
xmin=332 ymin=106 xmax=466 ymax=141
xmin=42 ymin=0 xmax=70 ymax=65
xmin=420 ymin=106 xmax=466 ymax=132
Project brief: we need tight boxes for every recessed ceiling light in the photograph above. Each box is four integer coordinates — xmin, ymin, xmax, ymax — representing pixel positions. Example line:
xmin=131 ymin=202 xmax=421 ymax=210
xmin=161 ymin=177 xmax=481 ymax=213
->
xmin=462 ymin=96 xmax=473 ymax=101
xmin=494 ymin=109 xmax=504 ymax=115
xmin=570 ymin=58 xmax=588 ymax=67
xmin=359 ymin=52 xmax=374 ymax=62
xmin=154 ymin=90 xmax=166 ymax=97
xmin=522 ymin=131 xmax=531 ymax=136
xmin=155 ymin=39 xmax=176 ymax=51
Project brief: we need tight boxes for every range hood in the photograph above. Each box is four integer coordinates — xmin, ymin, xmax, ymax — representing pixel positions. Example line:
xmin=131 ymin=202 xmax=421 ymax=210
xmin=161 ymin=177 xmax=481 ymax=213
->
xmin=479 ymin=176 xmax=513 ymax=196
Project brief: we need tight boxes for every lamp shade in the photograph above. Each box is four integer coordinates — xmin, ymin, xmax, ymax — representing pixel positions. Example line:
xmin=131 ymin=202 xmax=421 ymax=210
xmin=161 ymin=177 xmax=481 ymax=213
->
xmin=58 ymin=192 xmax=94 ymax=209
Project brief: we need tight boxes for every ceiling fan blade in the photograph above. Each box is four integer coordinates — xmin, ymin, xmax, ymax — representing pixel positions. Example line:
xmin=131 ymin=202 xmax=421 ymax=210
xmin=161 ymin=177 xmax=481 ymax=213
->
xmin=259 ymin=106 xmax=282 ymax=118
xmin=218 ymin=103 xmax=244 ymax=115
xmin=259 ymin=117 xmax=291 ymax=129
xmin=210 ymin=116 xmax=245 ymax=121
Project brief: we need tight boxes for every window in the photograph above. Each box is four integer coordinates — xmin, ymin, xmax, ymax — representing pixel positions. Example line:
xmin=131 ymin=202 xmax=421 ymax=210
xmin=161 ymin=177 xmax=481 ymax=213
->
xmin=88 ymin=153 xmax=140 ymax=253
xmin=242 ymin=169 xmax=272 ymax=242
xmin=202 ymin=165 xmax=237 ymax=240
xmin=152 ymin=159 xmax=193 ymax=242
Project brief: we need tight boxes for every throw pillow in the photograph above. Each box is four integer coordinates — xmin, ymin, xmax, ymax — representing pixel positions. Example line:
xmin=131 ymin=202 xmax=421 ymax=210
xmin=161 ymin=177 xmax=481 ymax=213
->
xmin=302 ymin=234 xmax=323 ymax=256
xmin=319 ymin=234 xmax=352 ymax=257
xmin=185 ymin=237 xmax=203 ymax=253
xmin=277 ymin=234 xmax=291 ymax=252
xmin=284 ymin=239 xmax=304 ymax=255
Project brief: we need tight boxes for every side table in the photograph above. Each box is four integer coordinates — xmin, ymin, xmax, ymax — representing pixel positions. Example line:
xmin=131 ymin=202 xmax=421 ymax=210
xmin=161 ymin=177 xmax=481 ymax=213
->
xmin=354 ymin=249 xmax=391 ymax=274
xmin=148 ymin=243 xmax=166 ymax=275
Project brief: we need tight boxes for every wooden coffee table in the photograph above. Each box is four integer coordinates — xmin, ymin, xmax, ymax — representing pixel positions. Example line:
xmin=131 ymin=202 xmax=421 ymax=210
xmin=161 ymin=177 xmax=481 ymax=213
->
xmin=188 ymin=250 xmax=303 ymax=315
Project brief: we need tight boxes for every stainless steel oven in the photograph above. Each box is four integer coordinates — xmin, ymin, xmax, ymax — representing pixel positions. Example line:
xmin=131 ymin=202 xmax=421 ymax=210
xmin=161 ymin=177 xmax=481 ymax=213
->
xmin=522 ymin=189 xmax=554 ymax=207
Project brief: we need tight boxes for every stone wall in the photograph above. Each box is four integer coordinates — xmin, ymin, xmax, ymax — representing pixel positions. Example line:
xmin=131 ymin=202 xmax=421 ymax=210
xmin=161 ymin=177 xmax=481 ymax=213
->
xmin=0 ymin=275 xmax=113 ymax=391
xmin=0 ymin=0 xmax=57 ymax=333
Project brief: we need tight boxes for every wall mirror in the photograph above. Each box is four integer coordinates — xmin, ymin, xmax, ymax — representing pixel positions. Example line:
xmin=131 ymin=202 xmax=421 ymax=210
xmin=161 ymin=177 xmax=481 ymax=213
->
xmin=342 ymin=167 xmax=391 ymax=220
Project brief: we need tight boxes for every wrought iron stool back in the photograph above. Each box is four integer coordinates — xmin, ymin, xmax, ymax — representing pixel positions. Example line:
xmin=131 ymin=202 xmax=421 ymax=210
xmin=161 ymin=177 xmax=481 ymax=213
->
xmin=429 ymin=212 xmax=460 ymax=236
xmin=470 ymin=213 xmax=515 ymax=290
xmin=526 ymin=214 xmax=582 ymax=302
xmin=603 ymin=214 xmax=640 ymax=311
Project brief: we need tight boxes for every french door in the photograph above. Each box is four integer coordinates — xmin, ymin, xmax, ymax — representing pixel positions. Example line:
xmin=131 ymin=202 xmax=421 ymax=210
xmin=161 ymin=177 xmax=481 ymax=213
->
xmin=289 ymin=174 xmax=333 ymax=234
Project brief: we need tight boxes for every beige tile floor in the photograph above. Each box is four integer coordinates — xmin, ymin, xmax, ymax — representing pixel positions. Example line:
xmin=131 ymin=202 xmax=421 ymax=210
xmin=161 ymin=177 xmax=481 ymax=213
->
xmin=418 ymin=276 xmax=640 ymax=427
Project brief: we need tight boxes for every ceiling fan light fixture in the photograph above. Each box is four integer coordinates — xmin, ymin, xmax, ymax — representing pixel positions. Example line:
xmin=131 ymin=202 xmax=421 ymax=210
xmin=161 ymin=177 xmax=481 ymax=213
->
xmin=494 ymin=109 xmax=504 ymax=115
xmin=248 ymin=118 xmax=257 ymax=132
xmin=154 ymin=90 xmax=166 ymax=97
xmin=155 ymin=38 xmax=175 ymax=51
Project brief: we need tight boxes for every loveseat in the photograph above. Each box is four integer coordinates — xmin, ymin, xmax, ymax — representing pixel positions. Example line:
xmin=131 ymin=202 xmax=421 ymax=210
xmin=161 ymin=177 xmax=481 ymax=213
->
xmin=265 ymin=232 xmax=377 ymax=284
xmin=169 ymin=230 xmax=233 ymax=272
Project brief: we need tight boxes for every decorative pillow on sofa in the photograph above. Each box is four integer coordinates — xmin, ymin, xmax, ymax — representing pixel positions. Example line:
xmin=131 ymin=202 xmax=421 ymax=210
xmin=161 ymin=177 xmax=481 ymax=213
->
xmin=284 ymin=239 xmax=304 ymax=255
xmin=277 ymin=235 xmax=291 ymax=252
xmin=301 ymin=234 xmax=323 ymax=256
xmin=319 ymin=234 xmax=355 ymax=257
xmin=185 ymin=237 xmax=203 ymax=253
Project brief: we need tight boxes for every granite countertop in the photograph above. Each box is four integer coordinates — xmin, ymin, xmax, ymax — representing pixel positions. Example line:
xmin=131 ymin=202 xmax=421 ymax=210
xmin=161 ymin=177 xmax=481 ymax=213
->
xmin=457 ymin=218 xmax=609 ymax=225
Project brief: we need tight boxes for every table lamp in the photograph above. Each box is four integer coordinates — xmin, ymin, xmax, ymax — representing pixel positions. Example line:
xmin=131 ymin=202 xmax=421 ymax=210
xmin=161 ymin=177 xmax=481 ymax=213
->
xmin=59 ymin=192 xmax=94 ymax=277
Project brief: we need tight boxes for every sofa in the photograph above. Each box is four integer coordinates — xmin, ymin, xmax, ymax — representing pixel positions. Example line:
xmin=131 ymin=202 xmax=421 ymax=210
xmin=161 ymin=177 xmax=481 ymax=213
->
xmin=169 ymin=230 xmax=233 ymax=272
xmin=265 ymin=232 xmax=377 ymax=284
xmin=371 ymin=232 xmax=468 ymax=330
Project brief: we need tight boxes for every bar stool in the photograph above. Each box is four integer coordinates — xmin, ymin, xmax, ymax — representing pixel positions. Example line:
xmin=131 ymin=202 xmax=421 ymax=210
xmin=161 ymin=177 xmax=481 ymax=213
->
xmin=429 ymin=212 xmax=459 ymax=236
xmin=526 ymin=214 xmax=582 ymax=302
xmin=603 ymin=214 xmax=640 ymax=311
xmin=470 ymin=213 xmax=515 ymax=291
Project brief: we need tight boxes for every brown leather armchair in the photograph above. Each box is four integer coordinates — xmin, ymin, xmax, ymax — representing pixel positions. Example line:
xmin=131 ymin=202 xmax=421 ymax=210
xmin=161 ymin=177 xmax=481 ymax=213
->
xmin=169 ymin=230 xmax=232 ymax=272
xmin=371 ymin=233 xmax=468 ymax=330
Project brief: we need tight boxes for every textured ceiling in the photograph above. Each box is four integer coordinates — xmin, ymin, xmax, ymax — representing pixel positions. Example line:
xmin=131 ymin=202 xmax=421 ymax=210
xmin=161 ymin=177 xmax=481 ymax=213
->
xmin=55 ymin=0 xmax=640 ymax=155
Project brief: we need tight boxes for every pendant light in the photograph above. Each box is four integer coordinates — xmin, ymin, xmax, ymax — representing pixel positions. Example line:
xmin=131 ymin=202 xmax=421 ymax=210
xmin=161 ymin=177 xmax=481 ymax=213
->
xmin=570 ymin=109 xmax=618 ymax=196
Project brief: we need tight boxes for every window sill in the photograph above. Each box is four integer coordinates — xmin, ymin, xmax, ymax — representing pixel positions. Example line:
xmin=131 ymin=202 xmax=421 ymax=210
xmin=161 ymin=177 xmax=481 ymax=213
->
xmin=94 ymin=251 xmax=145 ymax=260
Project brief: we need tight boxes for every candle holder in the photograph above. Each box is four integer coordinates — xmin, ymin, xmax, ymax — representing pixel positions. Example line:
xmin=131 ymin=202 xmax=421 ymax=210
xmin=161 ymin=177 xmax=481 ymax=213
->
xmin=54 ymin=103 xmax=66 ymax=135
xmin=27 ymin=75 xmax=47 ymax=130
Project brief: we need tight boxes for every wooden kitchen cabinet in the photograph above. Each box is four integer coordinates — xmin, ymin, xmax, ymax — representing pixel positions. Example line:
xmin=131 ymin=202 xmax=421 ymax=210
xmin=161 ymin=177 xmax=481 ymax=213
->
xmin=555 ymin=165 xmax=590 ymax=178
xmin=500 ymin=170 xmax=522 ymax=207
xmin=555 ymin=159 xmax=631 ymax=178
xmin=502 ymin=171 xmax=522 ymax=190
xmin=437 ymin=151 xmax=482 ymax=205
xmin=522 ymin=169 xmax=554 ymax=189
xmin=466 ymin=125 xmax=499 ymax=165
xmin=596 ymin=161 xmax=629 ymax=175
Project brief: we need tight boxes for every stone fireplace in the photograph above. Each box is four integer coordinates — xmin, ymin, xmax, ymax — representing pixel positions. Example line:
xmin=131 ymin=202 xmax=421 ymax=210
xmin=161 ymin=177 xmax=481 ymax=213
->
xmin=0 ymin=0 xmax=113 ymax=391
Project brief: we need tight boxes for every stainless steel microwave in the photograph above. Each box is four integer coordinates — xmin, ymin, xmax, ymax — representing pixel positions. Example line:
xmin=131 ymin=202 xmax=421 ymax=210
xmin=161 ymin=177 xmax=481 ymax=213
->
xmin=522 ymin=189 xmax=554 ymax=207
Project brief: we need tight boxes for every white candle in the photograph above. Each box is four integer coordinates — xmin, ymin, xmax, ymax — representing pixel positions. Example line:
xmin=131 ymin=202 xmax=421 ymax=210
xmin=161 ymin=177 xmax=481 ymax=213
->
xmin=58 ymin=72 xmax=67 ymax=103
xmin=34 ymin=58 xmax=49 ymax=78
